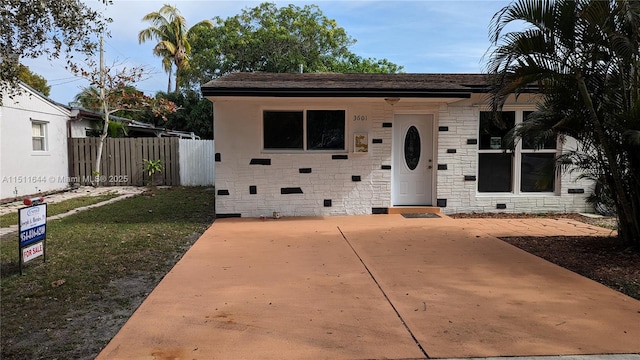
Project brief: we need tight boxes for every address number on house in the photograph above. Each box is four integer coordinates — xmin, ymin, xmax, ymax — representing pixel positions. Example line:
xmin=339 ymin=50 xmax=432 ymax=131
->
xmin=353 ymin=115 xmax=368 ymax=121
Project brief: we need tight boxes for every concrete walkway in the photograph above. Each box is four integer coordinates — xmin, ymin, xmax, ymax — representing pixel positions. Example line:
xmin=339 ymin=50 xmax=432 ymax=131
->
xmin=97 ymin=215 xmax=640 ymax=359
xmin=0 ymin=186 xmax=145 ymax=237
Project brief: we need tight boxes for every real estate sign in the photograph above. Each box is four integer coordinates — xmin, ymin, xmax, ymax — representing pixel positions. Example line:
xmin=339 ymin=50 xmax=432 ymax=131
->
xmin=18 ymin=203 xmax=47 ymax=272
xmin=22 ymin=242 xmax=44 ymax=262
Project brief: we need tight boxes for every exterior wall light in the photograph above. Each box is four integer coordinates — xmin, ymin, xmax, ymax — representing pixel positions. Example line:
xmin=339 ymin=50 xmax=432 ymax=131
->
xmin=384 ymin=98 xmax=400 ymax=106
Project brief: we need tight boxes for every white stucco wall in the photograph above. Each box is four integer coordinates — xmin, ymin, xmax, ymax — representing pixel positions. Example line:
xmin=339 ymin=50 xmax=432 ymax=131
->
xmin=68 ymin=119 xmax=92 ymax=138
xmin=210 ymin=95 xmax=594 ymax=217
xmin=1 ymin=85 xmax=72 ymax=200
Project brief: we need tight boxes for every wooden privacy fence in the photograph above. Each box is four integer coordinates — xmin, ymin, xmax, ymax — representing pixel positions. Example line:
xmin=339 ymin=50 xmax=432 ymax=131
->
xmin=69 ymin=137 xmax=181 ymax=186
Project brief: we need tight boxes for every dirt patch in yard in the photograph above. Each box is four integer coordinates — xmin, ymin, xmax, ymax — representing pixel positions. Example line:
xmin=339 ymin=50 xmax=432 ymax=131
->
xmin=450 ymin=213 xmax=639 ymax=300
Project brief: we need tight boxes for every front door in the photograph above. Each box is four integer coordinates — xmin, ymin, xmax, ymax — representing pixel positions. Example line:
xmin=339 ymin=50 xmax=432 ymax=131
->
xmin=392 ymin=114 xmax=433 ymax=206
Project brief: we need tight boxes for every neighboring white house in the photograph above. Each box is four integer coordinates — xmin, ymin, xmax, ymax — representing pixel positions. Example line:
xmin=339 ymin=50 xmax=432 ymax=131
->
xmin=0 ymin=83 xmax=214 ymax=201
xmin=202 ymin=72 xmax=593 ymax=218
xmin=0 ymin=83 xmax=72 ymax=200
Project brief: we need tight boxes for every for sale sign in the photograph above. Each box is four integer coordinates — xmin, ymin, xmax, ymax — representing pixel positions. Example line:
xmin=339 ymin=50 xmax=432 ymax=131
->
xmin=18 ymin=203 xmax=47 ymax=272
xmin=19 ymin=204 xmax=46 ymax=246
xmin=22 ymin=242 xmax=44 ymax=262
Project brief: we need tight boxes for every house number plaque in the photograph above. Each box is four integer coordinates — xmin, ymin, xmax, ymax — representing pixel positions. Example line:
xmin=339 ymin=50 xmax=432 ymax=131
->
xmin=353 ymin=115 xmax=368 ymax=121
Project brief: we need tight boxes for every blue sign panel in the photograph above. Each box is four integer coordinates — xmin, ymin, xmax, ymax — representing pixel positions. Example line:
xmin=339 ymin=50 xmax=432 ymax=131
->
xmin=18 ymin=204 xmax=47 ymax=247
xmin=20 ymin=224 xmax=46 ymax=246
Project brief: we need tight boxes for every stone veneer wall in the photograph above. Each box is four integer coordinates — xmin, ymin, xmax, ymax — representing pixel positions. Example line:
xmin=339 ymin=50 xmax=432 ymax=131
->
xmin=212 ymin=96 xmax=594 ymax=218
xmin=435 ymin=94 xmax=594 ymax=214
xmin=213 ymin=99 xmax=394 ymax=217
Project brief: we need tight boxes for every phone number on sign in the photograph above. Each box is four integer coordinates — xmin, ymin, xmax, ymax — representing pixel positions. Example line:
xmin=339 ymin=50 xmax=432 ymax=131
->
xmin=2 ymin=175 xmax=130 ymax=183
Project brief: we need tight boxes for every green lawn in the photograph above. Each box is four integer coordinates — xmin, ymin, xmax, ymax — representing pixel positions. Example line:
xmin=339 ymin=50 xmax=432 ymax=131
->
xmin=0 ymin=193 xmax=121 ymax=227
xmin=0 ymin=187 xmax=215 ymax=359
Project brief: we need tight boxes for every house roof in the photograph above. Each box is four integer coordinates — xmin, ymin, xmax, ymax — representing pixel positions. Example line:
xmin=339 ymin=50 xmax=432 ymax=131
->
xmin=69 ymin=107 xmax=200 ymax=139
xmin=1 ymin=82 xmax=71 ymax=115
xmin=201 ymin=73 xmax=492 ymax=98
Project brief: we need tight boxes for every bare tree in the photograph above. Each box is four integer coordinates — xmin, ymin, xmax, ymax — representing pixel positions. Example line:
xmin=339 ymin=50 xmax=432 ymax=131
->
xmin=68 ymin=39 xmax=177 ymax=184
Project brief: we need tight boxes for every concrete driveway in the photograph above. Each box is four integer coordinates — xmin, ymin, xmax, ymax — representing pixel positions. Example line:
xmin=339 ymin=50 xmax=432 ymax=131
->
xmin=97 ymin=215 xmax=640 ymax=359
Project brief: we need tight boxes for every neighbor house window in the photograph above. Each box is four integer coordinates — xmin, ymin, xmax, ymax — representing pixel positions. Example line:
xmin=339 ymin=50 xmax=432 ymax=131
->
xmin=263 ymin=110 xmax=345 ymax=151
xmin=478 ymin=111 xmax=557 ymax=194
xmin=32 ymin=121 xmax=47 ymax=151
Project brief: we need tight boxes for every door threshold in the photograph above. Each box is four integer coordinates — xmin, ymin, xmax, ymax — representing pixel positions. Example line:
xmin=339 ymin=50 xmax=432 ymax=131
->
xmin=388 ymin=206 xmax=440 ymax=214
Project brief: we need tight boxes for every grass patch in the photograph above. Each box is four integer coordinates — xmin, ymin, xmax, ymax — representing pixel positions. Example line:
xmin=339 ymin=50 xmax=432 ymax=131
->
xmin=0 ymin=187 xmax=215 ymax=359
xmin=0 ymin=193 xmax=121 ymax=228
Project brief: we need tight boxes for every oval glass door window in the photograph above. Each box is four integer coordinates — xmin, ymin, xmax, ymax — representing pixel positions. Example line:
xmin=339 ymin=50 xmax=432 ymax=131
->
xmin=404 ymin=125 xmax=421 ymax=170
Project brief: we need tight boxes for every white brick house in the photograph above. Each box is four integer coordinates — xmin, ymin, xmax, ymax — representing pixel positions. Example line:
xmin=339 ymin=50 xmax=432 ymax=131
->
xmin=202 ymin=73 xmax=593 ymax=218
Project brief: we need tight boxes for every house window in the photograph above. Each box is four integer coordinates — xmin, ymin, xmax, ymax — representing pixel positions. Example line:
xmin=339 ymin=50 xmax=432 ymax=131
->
xmin=519 ymin=111 xmax=556 ymax=192
xmin=478 ymin=111 xmax=515 ymax=192
xmin=478 ymin=111 xmax=556 ymax=193
xmin=32 ymin=121 xmax=47 ymax=151
xmin=264 ymin=111 xmax=303 ymax=150
xmin=263 ymin=110 xmax=345 ymax=151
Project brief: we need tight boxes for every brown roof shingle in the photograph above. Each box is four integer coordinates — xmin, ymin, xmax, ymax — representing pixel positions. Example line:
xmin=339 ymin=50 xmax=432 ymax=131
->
xmin=201 ymin=72 xmax=491 ymax=98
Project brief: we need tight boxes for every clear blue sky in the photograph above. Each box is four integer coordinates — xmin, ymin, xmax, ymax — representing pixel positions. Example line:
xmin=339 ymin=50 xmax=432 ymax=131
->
xmin=23 ymin=0 xmax=514 ymax=105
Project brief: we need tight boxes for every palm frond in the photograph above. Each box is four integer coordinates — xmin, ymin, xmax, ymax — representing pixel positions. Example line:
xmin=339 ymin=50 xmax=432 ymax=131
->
xmin=486 ymin=0 xmax=640 ymax=244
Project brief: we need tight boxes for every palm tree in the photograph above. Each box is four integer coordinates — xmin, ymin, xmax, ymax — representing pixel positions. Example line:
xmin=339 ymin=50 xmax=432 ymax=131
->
xmin=486 ymin=0 xmax=640 ymax=247
xmin=138 ymin=4 xmax=213 ymax=93
xmin=73 ymin=86 xmax=101 ymax=110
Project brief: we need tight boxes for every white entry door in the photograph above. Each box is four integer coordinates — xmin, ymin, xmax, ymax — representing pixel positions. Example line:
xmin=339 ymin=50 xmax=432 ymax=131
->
xmin=392 ymin=114 xmax=434 ymax=206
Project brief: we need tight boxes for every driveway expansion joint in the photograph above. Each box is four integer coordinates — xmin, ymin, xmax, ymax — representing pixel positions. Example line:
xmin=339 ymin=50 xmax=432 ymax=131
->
xmin=337 ymin=225 xmax=430 ymax=359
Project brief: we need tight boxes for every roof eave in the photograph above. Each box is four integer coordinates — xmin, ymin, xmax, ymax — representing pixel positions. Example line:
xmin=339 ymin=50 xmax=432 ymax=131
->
xmin=201 ymin=88 xmax=475 ymax=98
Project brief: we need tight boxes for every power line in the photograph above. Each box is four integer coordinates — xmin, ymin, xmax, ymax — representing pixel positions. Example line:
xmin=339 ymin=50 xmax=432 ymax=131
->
xmin=47 ymin=76 xmax=79 ymax=82
xmin=103 ymin=38 xmax=131 ymax=62
xmin=49 ymin=78 xmax=85 ymax=87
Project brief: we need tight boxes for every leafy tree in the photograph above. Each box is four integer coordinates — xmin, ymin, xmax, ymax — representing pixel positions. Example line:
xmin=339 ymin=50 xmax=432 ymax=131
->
xmin=73 ymin=85 xmax=151 ymax=123
xmin=155 ymin=90 xmax=213 ymax=139
xmin=486 ymin=0 xmax=640 ymax=246
xmin=181 ymin=2 xmax=402 ymax=89
xmin=16 ymin=64 xmax=51 ymax=96
xmin=74 ymin=85 xmax=140 ymax=138
xmin=138 ymin=4 xmax=214 ymax=93
xmin=84 ymin=118 xmax=130 ymax=138
xmin=328 ymin=53 xmax=405 ymax=74
xmin=75 ymin=83 xmax=213 ymax=139
xmin=0 ymin=0 xmax=111 ymax=103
